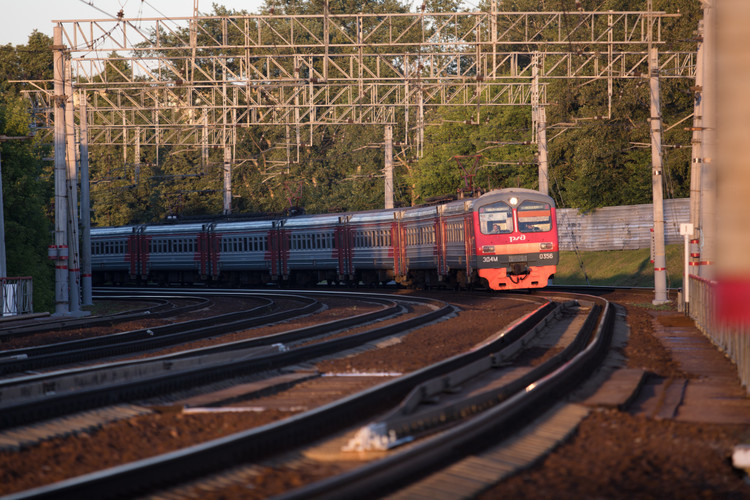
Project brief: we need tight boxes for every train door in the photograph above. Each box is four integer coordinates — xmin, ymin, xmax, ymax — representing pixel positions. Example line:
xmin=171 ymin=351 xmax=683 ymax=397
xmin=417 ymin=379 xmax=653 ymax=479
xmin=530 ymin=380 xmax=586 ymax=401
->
xmin=335 ymin=216 xmax=354 ymax=280
xmin=435 ymin=208 xmax=448 ymax=279
xmin=269 ymin=221 xmax=289 ymax=280
xmin=128 ymin=228 xmax=139 ymax=279
xmin=463 ymin=213 xmax=475 ymax=278
xmin=198 ymin=223 xmax=217 ymax=280
xmin=391 ymin=213 xmax=407 ymax=278
xmin=128 ymin=225 xmax=148 ymax=280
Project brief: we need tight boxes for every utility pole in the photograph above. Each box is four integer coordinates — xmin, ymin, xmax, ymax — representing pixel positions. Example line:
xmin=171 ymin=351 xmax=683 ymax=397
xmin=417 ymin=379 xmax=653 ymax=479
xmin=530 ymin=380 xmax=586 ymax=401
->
xmin=384 ymin=125 xmax=394 ymax=209
xmin=689 ymin=20 xmax=704 ymax=276
xmin=532 ymin=53 xmax=548 ymax=196
xmin=222 ymin=17 xmax=232 ymax=215
xmin=51 ymin=25 xmax=70 ymax=316
xmin=0 ymin=148 xmax=6 ymax=278
xmin=700 ymin=0 xmax=715 ymax=280
xmin=79 ymin=92 xmax=92 ymax=306
xmin=65 ymin=57 xmax=82 ymax=314
xmin=647 ymin=0 xmax=669 ymax=305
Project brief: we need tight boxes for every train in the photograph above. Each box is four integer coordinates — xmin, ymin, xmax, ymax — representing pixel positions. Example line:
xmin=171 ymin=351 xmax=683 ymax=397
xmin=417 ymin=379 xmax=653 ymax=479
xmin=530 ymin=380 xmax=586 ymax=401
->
xmin=90 ymin=188 xmax=559 ymax=291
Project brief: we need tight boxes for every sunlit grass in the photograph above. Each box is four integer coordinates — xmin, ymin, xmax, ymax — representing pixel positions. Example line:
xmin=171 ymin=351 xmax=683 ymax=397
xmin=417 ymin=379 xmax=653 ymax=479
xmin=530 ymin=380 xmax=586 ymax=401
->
xmin=555 ymin=245 xmax=685 ymax=288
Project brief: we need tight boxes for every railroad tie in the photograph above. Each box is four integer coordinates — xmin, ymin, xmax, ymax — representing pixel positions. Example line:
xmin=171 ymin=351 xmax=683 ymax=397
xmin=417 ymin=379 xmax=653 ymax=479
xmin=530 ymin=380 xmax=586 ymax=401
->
xmin=0 ymin=404 xmax=153 ymax=451
xmin=385 ymin=403 xmax=590 ymax=500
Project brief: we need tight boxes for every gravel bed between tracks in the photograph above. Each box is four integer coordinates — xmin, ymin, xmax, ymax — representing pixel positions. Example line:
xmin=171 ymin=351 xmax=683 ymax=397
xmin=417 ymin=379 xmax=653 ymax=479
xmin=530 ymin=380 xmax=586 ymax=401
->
xmin=117 ymin=297 xmax=384 ymax=361
xmin=479 ymin=289 xmax=750 ymax=500
xmin=0 ymin=293 xmax=536 ymax=495
xmin=0 ymin=296 xmax=267 ymax=351
xmin=2 ymin=290 xmax=749 ymax=499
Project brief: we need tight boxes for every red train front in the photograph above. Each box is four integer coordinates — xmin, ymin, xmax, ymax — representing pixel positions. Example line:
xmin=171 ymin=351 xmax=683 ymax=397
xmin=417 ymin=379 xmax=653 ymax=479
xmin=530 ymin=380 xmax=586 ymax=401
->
xmin=472 ymin=188 xmax=558 ymax=290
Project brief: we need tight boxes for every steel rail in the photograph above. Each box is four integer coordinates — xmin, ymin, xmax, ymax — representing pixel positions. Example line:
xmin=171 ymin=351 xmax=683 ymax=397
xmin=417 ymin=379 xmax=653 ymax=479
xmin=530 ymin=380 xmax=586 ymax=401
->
xmin=1 ymin=295 xmax=553 ymax=500
xmin=366 ymin=300 xmax=583 ymax=444
xmin=277 ymin=294 xmax=615 ymax=500
xmin=0 ymin=293 xmax=444 ymax=431
xmin=0 ymin=295 xmax=316 ymax=376
xmin=0 ymin=296 xmax=211 ymax=342
xmin=0 ymin=295 xmax=404 ymax=408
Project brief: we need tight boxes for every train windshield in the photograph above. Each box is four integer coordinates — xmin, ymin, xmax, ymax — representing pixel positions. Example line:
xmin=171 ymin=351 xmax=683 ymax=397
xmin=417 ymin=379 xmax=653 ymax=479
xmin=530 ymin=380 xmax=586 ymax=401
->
xmin=518 ymin=200 xmax=552 ymax=233
xmin=479 ymin=202 xmax=514 ymax=234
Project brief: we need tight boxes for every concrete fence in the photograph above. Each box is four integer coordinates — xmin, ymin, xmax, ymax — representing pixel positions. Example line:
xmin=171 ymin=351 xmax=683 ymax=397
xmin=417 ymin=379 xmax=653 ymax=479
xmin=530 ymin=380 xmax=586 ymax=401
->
xmin=557 ymin=198 xmax=690 ymax=251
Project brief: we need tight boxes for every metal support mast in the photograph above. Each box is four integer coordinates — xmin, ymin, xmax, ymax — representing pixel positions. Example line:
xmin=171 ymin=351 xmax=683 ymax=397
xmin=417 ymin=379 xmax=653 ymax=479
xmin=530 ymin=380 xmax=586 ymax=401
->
xmin=64 ymin=57 xmax=81 ymax=314
xmin=689 ymin=20 xmax=704 ymax=274
xmin=221 ymin=18 xmax=232 ymax=215
xmin=51 ymin=25 xmax=69 ymax=316
xmin=0 ymin=149 xmax=5 ymax=278
xmin=79 ymin=92 xmax=92 ymax=306
xmin=384 ymin=125 xmax=394 ymax=209
xmin=699 ymin=0 xmax=715 ymax=279
xmin=649 ymin=46 xmax=668 ymax=305
xmin=532 ymin=53 xmax=548 ymax=196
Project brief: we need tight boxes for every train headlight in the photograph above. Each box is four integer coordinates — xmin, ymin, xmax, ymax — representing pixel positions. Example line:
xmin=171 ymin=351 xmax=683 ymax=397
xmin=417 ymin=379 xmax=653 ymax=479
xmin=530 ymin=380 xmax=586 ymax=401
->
xmin=509 ymin=197 xmax=518 ymax=206
xmin=482 ymin=245 xmax=495 ymax=253
xmin=539 ymin=242 xmax=554 ymax=250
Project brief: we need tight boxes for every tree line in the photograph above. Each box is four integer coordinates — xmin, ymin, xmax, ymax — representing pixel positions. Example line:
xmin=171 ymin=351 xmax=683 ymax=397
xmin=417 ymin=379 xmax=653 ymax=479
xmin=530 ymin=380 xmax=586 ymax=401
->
xmin=0 ymin=0 xmax=699 ymax=311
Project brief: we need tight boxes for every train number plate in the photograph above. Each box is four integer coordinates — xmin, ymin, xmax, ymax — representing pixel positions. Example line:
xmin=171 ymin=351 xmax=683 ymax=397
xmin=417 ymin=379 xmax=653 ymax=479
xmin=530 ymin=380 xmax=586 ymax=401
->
xmin=508 ymin=255 xmax=527 ymax=263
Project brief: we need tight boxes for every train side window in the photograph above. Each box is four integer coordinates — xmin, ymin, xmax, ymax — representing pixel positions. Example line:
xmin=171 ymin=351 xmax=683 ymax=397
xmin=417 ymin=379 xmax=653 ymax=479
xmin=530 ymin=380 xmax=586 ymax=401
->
xmin=479 ymin=202 xmax=513 ymax=235
xmin=518 ymin=200 xmax=552 ymax=233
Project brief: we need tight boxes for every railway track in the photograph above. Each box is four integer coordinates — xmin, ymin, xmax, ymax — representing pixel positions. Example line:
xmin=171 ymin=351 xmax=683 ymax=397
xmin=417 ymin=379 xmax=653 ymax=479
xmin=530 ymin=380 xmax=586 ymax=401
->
xmin=0 ymin=290 xmax=617 ymax=499
xmin=0 ymin=295 xmax=210 ymax=344
xmin=0 ymin=290 xmax=449 ymax=430
xmin=0 ymin=292 xmax=319 ymax=375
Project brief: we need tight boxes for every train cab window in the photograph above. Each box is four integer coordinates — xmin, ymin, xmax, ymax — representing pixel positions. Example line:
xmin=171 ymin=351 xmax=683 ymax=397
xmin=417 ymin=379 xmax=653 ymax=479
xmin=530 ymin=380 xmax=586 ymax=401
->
xmin=479 ymin=202 xmax=513 ymax=235
xmin=518 ymin=201 xmax=552 ymax=233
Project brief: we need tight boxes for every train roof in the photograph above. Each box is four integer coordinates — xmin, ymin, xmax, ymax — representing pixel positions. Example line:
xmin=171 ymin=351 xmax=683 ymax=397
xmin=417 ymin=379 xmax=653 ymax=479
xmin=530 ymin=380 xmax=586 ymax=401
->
xmin=348 ymin=209 xmax=396 ymax=224
xmin=399 ymin=205 xmax=440 ymax=220
xmin=476 ymin=188 xmax=556 ymax=207
xmin=90 ymin=226 xmax=137 ymax=237
xmin=282 ymin=213 xmax=343 ymax=228
xmin=143 ymin=223 xmax=207 ymax=235
xmin=213 ymin=219 xmax=275 ymax=232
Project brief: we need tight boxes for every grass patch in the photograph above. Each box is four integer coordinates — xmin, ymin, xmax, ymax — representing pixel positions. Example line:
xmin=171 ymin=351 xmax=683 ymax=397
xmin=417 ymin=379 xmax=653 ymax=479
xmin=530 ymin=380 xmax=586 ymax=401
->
xmin=555 ymin=245 xmax=685 ymax=288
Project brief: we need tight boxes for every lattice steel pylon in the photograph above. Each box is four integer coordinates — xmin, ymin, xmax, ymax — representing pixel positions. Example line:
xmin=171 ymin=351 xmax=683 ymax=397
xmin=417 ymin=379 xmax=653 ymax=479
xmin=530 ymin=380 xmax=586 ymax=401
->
xmin=26 ymin=8 xmax=694 ymax=199
xmin=27 ymin=6 xmax=698 ymax=314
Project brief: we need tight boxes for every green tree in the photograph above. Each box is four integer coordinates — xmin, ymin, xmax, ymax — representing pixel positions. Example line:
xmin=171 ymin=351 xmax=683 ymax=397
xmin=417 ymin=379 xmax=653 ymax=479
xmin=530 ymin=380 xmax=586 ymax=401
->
xmin=0 ymin=95 xmax=54 ymax=311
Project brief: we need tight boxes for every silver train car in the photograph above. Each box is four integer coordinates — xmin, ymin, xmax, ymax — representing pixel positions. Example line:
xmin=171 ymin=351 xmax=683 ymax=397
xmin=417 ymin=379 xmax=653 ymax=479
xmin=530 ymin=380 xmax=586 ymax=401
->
xmin=91 ymin=188 xmax=559 ymax=290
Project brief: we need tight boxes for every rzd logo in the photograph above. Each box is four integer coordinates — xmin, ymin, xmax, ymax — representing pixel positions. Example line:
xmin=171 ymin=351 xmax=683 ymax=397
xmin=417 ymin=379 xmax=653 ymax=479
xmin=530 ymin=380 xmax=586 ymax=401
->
xmin=509 ymin=235 xmax=526 ymax=243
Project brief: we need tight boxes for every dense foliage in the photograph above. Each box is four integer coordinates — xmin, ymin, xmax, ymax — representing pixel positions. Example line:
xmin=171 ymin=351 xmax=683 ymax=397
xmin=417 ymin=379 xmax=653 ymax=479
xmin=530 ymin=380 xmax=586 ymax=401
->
xmin=78 ymin=0 xmax=700 ymax=222
xmin=0 ymin=31 xmax=54 ymax=310
xmin=0 ymin=1 xmax=700 ymax=310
